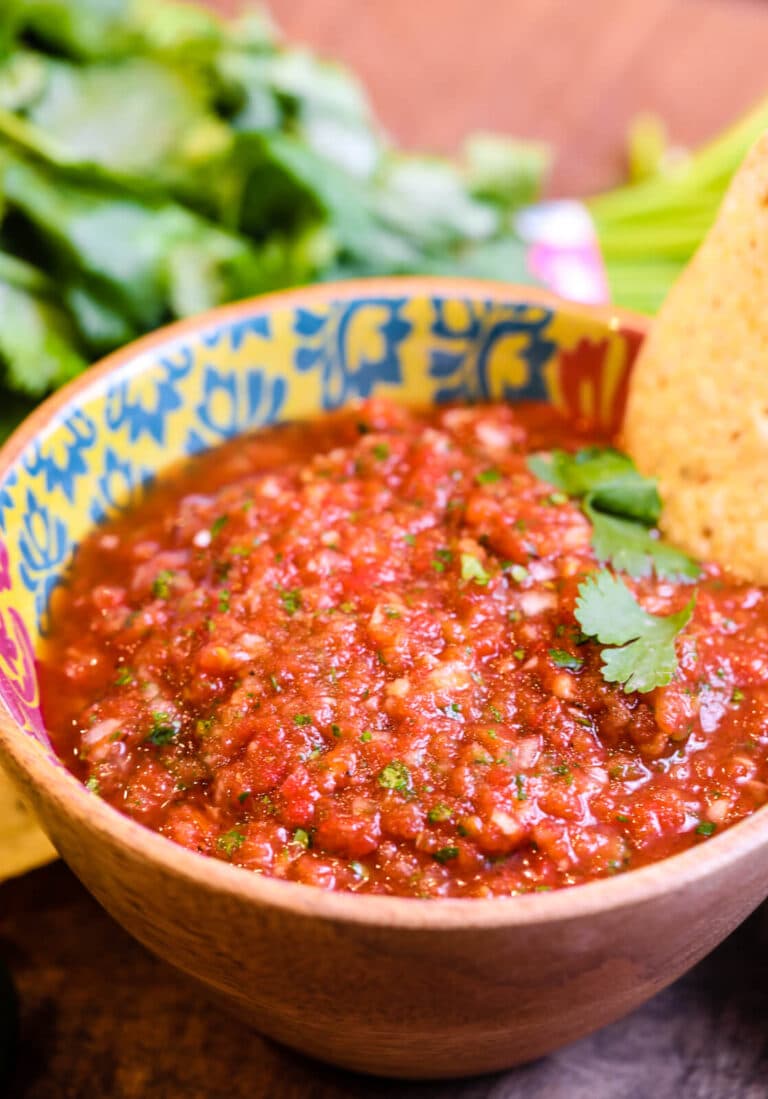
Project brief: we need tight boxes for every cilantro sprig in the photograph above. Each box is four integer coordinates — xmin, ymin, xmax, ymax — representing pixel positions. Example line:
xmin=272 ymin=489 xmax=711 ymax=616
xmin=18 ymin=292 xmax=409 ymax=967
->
xmin=575 ymin=571 xmax=695 ymax=693
xmin=527 ymin=447 xmax=699 ymax=581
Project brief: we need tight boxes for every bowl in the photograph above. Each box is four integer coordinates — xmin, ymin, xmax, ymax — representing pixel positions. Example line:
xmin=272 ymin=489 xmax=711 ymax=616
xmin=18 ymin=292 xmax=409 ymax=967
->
xmin=1 ymin=277 xmax=767 ymax=1080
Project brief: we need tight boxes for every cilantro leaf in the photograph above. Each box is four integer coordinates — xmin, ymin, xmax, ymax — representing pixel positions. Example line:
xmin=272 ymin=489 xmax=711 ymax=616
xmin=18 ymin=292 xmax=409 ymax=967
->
xmin=0 ymin=273 xmax=85 ymax=398
xmin=575 ymin=571 xmax=695 ymax=693
xmin=548 ymin=648 xmax=583 ymax=671
xmin=0 ymin=0 xmax=549 ymax=438
xmin=527 ymin=446 xmax=699 ymax=581
xmin=585 ymin=502 xmax=702 ymax=581
xmin=460 ymin=552 xmax=490 ymax=585
xmin=527 ymin=447 xmax=643 ymax=499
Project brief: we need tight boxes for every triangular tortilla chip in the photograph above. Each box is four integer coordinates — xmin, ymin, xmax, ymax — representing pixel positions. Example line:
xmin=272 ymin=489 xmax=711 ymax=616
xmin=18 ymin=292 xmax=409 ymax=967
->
xmin=623 ymin=131 xmax=768 ymax=583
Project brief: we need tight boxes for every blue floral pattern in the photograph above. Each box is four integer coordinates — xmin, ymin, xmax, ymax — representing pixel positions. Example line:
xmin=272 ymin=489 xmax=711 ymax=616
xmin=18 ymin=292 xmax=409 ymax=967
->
xmin=18 ymin=489 xmax=70 ymax=628
xmin=294 ymin=298 xmax=411 ymax=409
xmin=428 ymin=298 xmax=557 ymax=403
xmin=104 ymin=346 xmax=194 ymax=446
xmin=22 ymin=408 xmax=97 ymax=503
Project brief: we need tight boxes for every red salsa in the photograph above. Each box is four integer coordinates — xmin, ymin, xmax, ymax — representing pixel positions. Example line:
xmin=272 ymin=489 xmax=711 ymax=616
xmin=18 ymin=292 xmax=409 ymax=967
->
xmin=39 ymin=399 xmax=768 ymax=898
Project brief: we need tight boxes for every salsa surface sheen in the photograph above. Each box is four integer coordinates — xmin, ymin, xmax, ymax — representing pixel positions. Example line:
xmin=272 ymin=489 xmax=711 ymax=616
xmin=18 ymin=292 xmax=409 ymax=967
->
xmin=40 ymin=399 xmax=768 ymax=898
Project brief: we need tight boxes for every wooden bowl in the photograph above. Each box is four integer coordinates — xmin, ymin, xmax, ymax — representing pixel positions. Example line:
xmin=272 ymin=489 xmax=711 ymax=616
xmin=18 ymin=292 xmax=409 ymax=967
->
xmin=1 ymin=278 xmax=767 ymax=1079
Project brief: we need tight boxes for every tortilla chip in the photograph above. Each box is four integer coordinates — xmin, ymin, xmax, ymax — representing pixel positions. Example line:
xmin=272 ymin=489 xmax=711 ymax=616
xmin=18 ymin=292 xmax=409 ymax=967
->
xmin=0 ymin=765 xmax=56 ymax=882
xmin=623 ymin=131 xmax=768 ymax=583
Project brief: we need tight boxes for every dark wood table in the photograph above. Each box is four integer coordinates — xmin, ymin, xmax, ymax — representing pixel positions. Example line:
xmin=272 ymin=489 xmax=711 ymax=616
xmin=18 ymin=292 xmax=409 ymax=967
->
xmin=6 ymin=2 xmax=768 ymax=1096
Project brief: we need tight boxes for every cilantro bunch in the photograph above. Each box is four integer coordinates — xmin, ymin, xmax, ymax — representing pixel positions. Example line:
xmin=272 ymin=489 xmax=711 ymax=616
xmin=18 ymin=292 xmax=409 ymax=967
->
xmin=527 ymin=447 xmax=699 ymax=693
xmin=0 ymin=0 xmax=550 ymax=439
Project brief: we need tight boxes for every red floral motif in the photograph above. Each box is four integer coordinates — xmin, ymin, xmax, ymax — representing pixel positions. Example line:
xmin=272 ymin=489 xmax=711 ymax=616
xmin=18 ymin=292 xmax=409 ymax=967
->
xmin=556 ymin=328 xmax=643 ymax=433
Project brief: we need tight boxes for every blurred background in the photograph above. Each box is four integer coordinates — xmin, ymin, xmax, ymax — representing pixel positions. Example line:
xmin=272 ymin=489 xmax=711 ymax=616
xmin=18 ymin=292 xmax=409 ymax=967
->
xmin=234 ymin=0 xmax=768 ymax=195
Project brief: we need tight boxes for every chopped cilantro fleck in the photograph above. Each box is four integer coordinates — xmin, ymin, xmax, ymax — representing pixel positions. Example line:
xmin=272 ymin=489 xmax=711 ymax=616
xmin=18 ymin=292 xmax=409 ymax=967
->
xmin=151 ymin=569 xmax=175 ymax=599
xmin=515 ymin=774 xmax=527 ymax=801
xmin=489 ymin=704 xmax=504 ymax=721
xmin=270 ymin=675 xmax=281 ymax=693
xmin=85 ymin=776 xmax=100 ymax=794
xmin=217 ymin=829 xmax=246 ymax=856
xmin=146 ymin=712 xmax=180 ymax=746
xmin=548 ymin=649 xmax=584 ymax=671
xmin=331 ymin=724 xmax=342 ymax=738
xmin=360 ymin=730 xmax=373 ymax=744
xmin=218 ymin=589 xmax=231 ymax=613
xmin=237 ymin=790 xmax=251 ymax=804
xmin=732 ymin=688 xmax=745 ymax=703
xmin=372 ymin=443 xmax=390 ymax=460
xmin=428 ymin=804 xmax=452 ymax=823
xmin=433 ymin=845 xmax=459 ymax=863
xmin=615 ymin=812 xmax=630 ymax=823
xmin=460 ymin=553 xmax=490 ymax=585
xmin=552 ymin=762 xmax=573 ymax=784
xmin=210 ymin=515 xmax=229 ymax=537
xmin=114 ymin=666 xmax=133 ymax=687
xmin=293 ymin=828 xmax=311 ymax=848
xmin=294 ymin=714 xmax=312 ymax=726
xmin=695 ymin=821 xmax=716 ymax=837
xmin=278 ymin=586 xmax=302 ymax=615
xmin=509 ymin=564 xmax=528 ymax=583
xmin=404 ymin=533 xmax=416 ymax=546
xmin=349 ymin=860 xmax=369 ymax=880
xmin=514 ymin=648 xmax=526 ymax=661
xmin=378 ymin=760 xmax=411 ymax=792
xmin=476 ymin=468 xmax=501 ymax=485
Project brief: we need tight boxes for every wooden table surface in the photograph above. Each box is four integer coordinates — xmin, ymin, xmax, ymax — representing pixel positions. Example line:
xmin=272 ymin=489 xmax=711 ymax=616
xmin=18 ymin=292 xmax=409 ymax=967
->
xmin=6 ymin=2 xmax=768 ymax=1096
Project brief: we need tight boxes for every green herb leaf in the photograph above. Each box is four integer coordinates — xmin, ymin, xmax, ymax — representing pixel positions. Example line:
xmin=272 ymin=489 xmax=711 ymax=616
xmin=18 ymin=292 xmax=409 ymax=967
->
xmin=427 ymin=803 xmax=452 ymax=823
xmin=575 ymin=571 xmax=695 ymax=693
xmin=548 ymin=649 xmax=583 ymax=671
xmin=152 ymin=568 xmax=175 ymax=599
xmin=433 ymin=845 xmax=459 ymax=863
xmin=145 ymin=711 xmax=181 ymax=745
xmin=527 ymin=446 xmax=699 ymax=581
xmin=378 ymin=760 xmax=411 ymax=793
xmin=278 ymin=587 xmax=302 ymax=615
xmin=585 ymin=501 xmax=700 ymax=581
xmin=217 ymin=828 xmax=246 ymax=857
xmin=475 ymin=468 xmax=501 ymax=485
xmin=292 ymin=827 xmax=311 ymax=848
xmin=527 ymin=447 xmax=644 ymax=501
xmin=460 ymin=552 xmax=490 ymax=585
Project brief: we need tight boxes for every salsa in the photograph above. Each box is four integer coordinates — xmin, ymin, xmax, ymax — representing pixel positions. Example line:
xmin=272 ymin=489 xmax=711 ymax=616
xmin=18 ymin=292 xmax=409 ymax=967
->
xmin=39 ymin=399 xmax=768 ymax=898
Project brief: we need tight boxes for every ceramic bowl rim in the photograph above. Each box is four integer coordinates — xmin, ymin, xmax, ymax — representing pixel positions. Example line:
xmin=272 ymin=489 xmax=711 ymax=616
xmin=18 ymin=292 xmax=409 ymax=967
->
xmin=1 ymin=274 xmax=765 ymax=932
